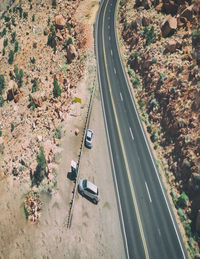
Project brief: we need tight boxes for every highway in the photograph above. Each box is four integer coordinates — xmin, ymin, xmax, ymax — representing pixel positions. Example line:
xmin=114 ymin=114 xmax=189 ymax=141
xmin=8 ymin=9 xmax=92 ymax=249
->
xmin=96 ymin=0 xmax=188 ymax=258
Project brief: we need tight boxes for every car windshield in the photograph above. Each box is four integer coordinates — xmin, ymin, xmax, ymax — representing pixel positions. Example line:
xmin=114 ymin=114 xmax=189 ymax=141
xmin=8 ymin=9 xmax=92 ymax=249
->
xmin=83 ymin=180 xmax=87 ymax=189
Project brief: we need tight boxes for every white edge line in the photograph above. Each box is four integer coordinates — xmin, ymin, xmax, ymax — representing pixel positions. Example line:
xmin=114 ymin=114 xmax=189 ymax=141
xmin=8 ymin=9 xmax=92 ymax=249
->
xmin=145 ymin=182 xmax=152 ymax=203
xmin=95 ymin=2 xmax=130 ymax=259
xmin=111 ymin=49 xmax=113 ymax=56
xmin=114 ymin=1 xmax=187 ymax=258
xmin=114 ymin=67 xmax=116 ymax=74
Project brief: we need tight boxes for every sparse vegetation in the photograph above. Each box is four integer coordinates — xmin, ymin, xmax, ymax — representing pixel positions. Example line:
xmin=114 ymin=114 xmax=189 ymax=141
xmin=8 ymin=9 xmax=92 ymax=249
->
xmin=143 ymin=26 xmax=156 ymax=46
xmin=53 ymin=79 xmax=61 ymax=98
xmin=11 ymin=31 xmax=16 ymax=43
xmin=52 ymin=0 xmax=57 ymax=8
xmin=32 ymin=147 xmax=47 ymax=186
xmin=0 ymin=97 xmax=4 ymax=107
xmin=47 ymin=25 xmax=56 ymax=49
xmin=32 ymin=78 xmax=39 ymax=92
xmin=0 ymin=74 xmax=5 ymax=95
xmin=14 ymin=41 xmax=19 ymax=53
xmin=8 ymin=50 xmax=14 ymax=64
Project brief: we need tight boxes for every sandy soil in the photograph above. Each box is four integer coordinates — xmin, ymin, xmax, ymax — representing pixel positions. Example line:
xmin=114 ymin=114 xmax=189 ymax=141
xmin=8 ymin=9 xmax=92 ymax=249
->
xmin=0 ymin=2 xmax=125 ymax=257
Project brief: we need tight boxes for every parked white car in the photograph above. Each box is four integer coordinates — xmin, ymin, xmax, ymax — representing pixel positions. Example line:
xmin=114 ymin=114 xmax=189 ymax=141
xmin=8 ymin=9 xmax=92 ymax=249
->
xmin=85 ymin=129 xmax=94 ymax=148
xmin=78 ymin=179 xmax=99 ymax=204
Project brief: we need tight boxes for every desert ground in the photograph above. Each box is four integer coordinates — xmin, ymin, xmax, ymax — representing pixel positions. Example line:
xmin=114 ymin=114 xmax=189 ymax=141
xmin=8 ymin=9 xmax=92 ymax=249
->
xmin=0 ymin=0 xmax=126 ymax=258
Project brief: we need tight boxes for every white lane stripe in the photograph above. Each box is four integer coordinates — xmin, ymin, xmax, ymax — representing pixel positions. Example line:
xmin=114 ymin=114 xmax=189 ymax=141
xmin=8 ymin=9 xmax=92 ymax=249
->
xmin=109 ymin=36 xmax=111 ymax=41
xmin=158 ymin=228 xmax=161 ymax=236
xmin=108 ymin=16 xmax=110 ymax=20
xmin=120 ymin=92 xmax=123 ymax=101
xmin=129 ymin=127 xmax=134 ymax=140
xmin=111 ymin=49 xmax=113 ymax=56
xmin=108 ymin=25 xmax=110 ymax=29
xmin=114 ymin=67 xmax=116 ymax=74
xmin=145 ymin=182 xmax=152 ymax=203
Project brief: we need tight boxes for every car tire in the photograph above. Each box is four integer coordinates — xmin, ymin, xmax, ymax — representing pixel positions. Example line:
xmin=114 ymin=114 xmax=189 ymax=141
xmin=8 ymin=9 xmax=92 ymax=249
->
xmin=93 ymin=198 xmax=97 ymax=204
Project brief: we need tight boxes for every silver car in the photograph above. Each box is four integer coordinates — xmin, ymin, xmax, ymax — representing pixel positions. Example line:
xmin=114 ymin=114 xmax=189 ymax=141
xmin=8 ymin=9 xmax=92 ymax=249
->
xmin=78 ymin=179 xmax=99 ymax=204
xmin=85 ymin=129 xmax=94 ymax=148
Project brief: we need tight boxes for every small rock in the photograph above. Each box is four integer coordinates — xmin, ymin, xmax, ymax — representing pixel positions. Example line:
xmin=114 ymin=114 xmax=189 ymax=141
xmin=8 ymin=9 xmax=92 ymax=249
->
xmin=161 ymin=15 xmax=177 ymax=38
xmin=75 ymin=128 xmax=79 ymax=136
xmin=37 ymin=135 xmax=43 ymax=142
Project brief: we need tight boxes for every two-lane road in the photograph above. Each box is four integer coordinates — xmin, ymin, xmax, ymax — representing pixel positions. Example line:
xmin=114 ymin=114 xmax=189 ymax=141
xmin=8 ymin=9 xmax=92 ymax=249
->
xmin=96 ymin=0 xmax=188 ymax=258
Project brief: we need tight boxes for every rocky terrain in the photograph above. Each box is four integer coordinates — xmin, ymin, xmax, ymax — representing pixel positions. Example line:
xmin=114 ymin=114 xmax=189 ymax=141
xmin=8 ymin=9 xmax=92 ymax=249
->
xmin=118 ymin=0 xmax=200 ymax=257
xmin=0 ymin=0 xmax=92 ymax=221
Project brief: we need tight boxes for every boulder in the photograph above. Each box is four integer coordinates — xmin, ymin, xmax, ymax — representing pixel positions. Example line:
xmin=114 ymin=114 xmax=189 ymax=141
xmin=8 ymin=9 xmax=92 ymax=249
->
xmin=7 ymin=81 xmax=22 ymax=102
xmin=180 ymin=5 xmax=194 ymax=22
xmin=66 ymin=44 xmax=77 ymax=63
xmin=55 ymin=15 xmax=66 ymax=29
xmin=33 ymin=96 xmax=43 ymax=107
xmin=142 ymin=16 xmax=149 ymax=26
xmin=163 ymin=0 xmax=178 ymax=15
xmin=75 ymin=128 xmax=79 ymax=136
xmin=135 ymin=0 xmax=151 ymax=9
xmin=161 ymin=15 xmax=177 ymax=38
xmin=165 ymin=39 xmax=182 ymax=53
xmin=155 ymin=3 xmax=163 ymax=12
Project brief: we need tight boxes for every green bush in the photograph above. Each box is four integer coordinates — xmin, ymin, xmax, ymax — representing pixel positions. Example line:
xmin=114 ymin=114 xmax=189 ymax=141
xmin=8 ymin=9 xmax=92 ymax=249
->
xmin=11 ymin=17 xmax=16 ymax=26
xmin=3 ymin=38 xmax=8 ymax=48
xmin=52 ymin=0 xmax=57 ymax=7
xmin=178 ymin=192 xmax=189 ymax=208
xmin=14 ymin=41 xmax=19 ymax=53
xmin=67 ymin=37 xmax=73 ymax=45
xmin=150 ymin=129 xmax=158 ymax=142
xmin=47 ymin=25 xmax=56 ymax=48
xmin=66 ymin=23 xmax=71 ymax=34
xmin=32 ymin=14 xmax=35 ymax=22
xmin=23 ymin=12 xmax=28 ymax=19
xmin=143 ymin=26 xmax=156 ymax=46
xmin=8 ymin=50 xmax=14 ymax=64
xmin=0 ymin=74 xmax=5 ymax=94
xmin=152 ymin=57 xmax=157 ymax=64
xmin=178 ymin=208 xmax=187 ymax=222
xmin=53 ymin=79 xmax=61 ymax=98
xmin=32 ymin=78 xmax=39 ymax=93
xmin=33 ymin=147 xmax=47 ymax=186
xmin=1 ymin=28 xmax=7 ymax=37
xmin=4 ymin=16 xmax=10 ymax=22
xmin=147 ymin=124 xmax=152 ymax=133
xmin=2 ymin=48 xmax=5 ymax=56
xmin=28 ymin=94 xmax=35 ymax=110
xmin=11 ymin=31 xmax=16 ymax=43
xmin=0 ymin=130 xmax=2 ymax=137
xmin=54 ymin=126 xmax=62 ymax=139
xmin=0 ymin=96 xmax=4 ymax=107
xmin=131 ymin=76 xmax=140 ymax=88
xmin=159 ymin=72 xmax=167 ymax=84
xmin=11 ymin=123 xmax=14 ymax=132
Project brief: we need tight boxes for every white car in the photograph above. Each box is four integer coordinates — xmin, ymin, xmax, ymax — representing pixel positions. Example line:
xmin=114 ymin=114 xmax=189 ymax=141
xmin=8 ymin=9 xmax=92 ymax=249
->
xmin=85 ymin=129 xmax=94 ymax=148
xmin=78 ymin=179 xmax=99 ymax=204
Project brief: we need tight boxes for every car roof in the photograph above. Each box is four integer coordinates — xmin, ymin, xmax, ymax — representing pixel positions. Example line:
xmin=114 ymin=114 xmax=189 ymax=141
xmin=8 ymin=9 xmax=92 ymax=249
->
xmin=86 ymin=180 xmax=98 ymax=194
xmin=87 ymin=129 xmax=93 ymax=137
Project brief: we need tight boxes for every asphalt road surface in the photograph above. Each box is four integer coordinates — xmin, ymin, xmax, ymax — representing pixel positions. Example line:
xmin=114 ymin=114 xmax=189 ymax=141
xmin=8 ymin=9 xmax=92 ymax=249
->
xmin=96 ymin=0 xmax=189 ymax=258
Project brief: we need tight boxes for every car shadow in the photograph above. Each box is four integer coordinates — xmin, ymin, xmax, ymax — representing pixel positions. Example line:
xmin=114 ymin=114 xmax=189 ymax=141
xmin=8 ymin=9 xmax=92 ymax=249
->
xmin=67 ymin=171 xmax=76 ymax=182
xmin=79 ymin=191 xmax=98 ymax=205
